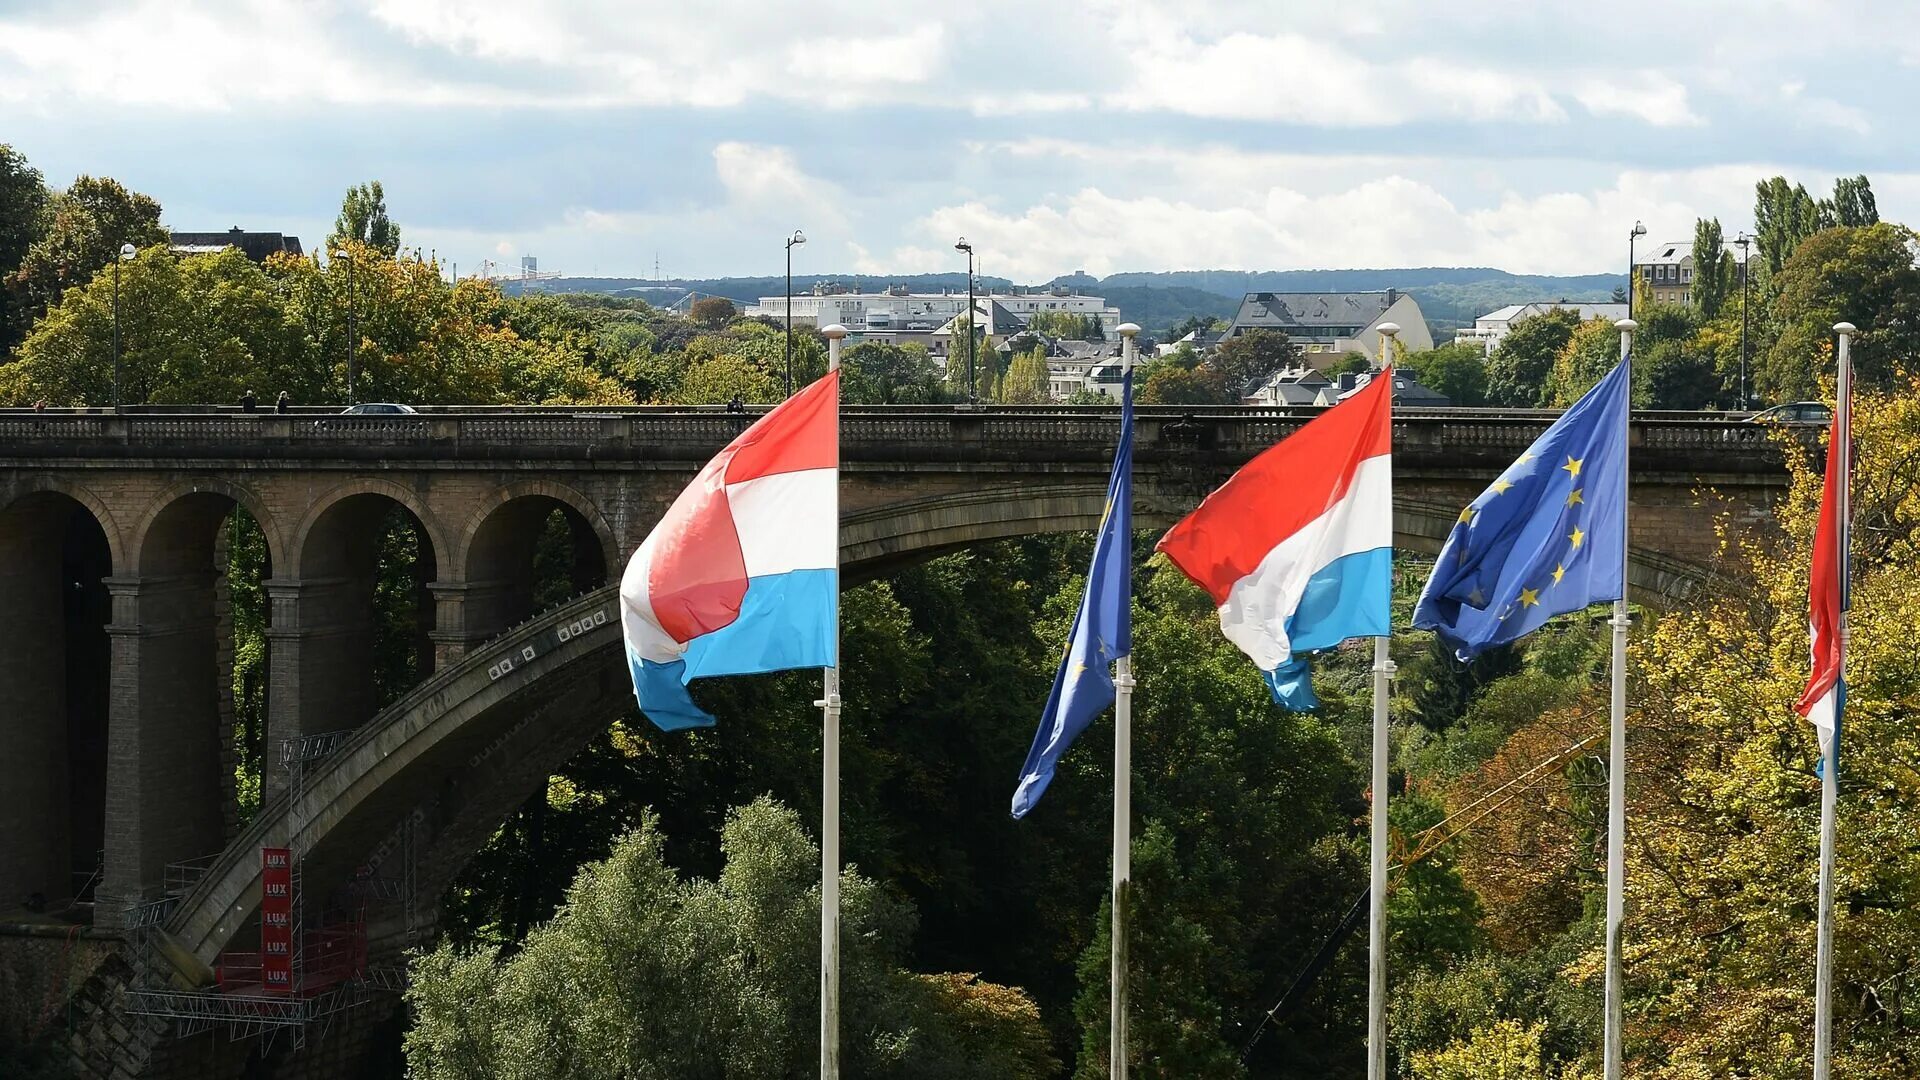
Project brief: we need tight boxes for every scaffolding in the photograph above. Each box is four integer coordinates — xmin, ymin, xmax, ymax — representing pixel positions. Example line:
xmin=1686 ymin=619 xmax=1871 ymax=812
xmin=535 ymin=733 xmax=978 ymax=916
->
xmin=122 ymin=728 xmax=400 ymax=1056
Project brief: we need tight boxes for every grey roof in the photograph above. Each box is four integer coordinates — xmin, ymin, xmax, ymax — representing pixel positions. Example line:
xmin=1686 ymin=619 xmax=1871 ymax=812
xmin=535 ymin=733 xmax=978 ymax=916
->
xmin=1337 ymin=370 xmax=1449 ymax=407
xmin=1228 ymin=291 xmax=1398 ymax=335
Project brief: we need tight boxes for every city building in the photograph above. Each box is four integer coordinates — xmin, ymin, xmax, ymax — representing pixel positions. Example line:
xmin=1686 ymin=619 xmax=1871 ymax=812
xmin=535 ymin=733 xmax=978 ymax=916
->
xmin=1223 ymin=290 xmax=1433 ymax=363
xmin=1633 ymin=239 xmax=1757 ymax=308
xmin=1456 ymin=302 xmax=1629 ymax=353
xmin=1245 ymin=366 xmax=1332 ymax=405
xmin=1317 ymin=369 xmax=1450 ymax=408
xmin=744 ymin=282 xmax=1123 ymax=339
xmin=168 ymin=227 xmax=303 ymax=262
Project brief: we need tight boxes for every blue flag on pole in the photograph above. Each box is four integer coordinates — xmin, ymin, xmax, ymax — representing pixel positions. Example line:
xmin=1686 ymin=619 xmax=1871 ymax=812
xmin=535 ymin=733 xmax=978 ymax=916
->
xmin=1011 ymin=375 xmax=1133 ymax=818
xmin=1413 ymin=359 xmax=1629 ymax=659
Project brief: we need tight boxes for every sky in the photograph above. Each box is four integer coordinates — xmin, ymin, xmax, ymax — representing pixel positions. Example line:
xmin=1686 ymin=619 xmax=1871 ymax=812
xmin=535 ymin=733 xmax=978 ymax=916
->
xmin=1 ymin=0 xmax=1913 ymax=284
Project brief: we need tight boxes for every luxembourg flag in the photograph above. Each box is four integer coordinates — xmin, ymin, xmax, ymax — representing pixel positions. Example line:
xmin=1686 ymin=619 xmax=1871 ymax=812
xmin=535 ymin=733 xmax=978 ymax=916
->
xmin=620 ymin=371 xmax=839 ymax=731
xmin=1156 ymin=370 xmax=1392 ymax=709
xmin=1796 ymin=365 xmax=1851 ymax=761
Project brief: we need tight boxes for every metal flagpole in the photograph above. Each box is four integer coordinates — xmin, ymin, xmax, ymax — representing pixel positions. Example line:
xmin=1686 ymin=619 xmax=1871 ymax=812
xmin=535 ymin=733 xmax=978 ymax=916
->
xmin=1366 ymin=324 xmax=1400 ymax=1080
xmin=819 ymin=324 xmax=847 ymax=1079
xmin=1813 ymin=322 xmax=1854 ymax=1080
xmin=1110 ymin=322 xmax=1140 ymax=1080
xmin=1604 ymin=318 xmax=1636 ymax=1080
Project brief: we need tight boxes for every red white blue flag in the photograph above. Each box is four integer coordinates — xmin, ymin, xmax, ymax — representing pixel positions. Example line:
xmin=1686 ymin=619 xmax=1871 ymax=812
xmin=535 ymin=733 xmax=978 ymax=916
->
xmin=1157 ymin=370 xmax=1392 ymax=709
xmin=1796 ymin=375 xmax=1850 ymax=758
xmin=620 ymin=371 xmax=839 ymax=730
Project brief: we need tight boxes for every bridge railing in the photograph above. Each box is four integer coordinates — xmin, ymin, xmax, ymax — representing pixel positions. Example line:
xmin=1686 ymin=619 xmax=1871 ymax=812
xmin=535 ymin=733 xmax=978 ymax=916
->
xmin=0 ymin=408 xmax=1800 ymax=468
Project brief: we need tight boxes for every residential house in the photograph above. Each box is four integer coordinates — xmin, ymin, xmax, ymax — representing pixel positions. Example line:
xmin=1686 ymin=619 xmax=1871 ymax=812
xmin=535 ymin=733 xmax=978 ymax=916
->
xmin=1316 ymin=369 xmax=1450 ymax=408
xmin=1633 ymin=239 xmax=1757 ymax=308
xmin=1223 ymin=290 xmax=1433 ymax=364
xmin=1455 ymin=302 xmax=1629 ymax=353
xmin=169 ymin=226 xmax=303 ymax=262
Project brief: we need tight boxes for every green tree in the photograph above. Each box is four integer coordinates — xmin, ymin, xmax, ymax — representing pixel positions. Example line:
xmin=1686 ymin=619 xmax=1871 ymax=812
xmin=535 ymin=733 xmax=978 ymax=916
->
xmin=1411 ymin=1019 xmax=1555 ymax=1080
xmin=689 ymin=295 xmax=736 ymax=328
xmin=406 ymin=798 xmax=1055 ymax=1079
xmin=10 ymin=175 xmax=165 ymax=325
xmin=1691 ymin=217 xmax=1732 ymax=320
xmin=1210 ymin=328 xmax=1298 ymax=394
xmin=1485 ymin=308 xmax=1580 ymax=407
xmin=0 ymin=144 xmax=50 ymax=354
xmin=1138 ymin=363 xmax=1229 ymax=405
xmin=841 ymin=341 xmax=950 ymax=404
xmin=1400 ymin=342 xmax=1489 ymax=406
xmin=1002 ymin=345 xmax=1050 ymax=403
xmin=1762 ymin=222 xmax=1920 ymax=400
xmin=1830 ymin=174 xmax=1878 ymax=227
xmin=1753 ymin=176 xmax=1824 ymax=280
xmin=330 ymin=180 xmax=402 ymax=257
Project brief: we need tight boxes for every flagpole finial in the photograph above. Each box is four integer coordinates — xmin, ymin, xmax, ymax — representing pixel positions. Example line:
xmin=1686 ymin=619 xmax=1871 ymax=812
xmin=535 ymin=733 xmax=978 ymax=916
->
xmin=1834 ymin=322 xmax=1856 ymax=335
xmin=1118 ymin=322 xmax=1140 ymax=338
xmin=1614 ymin=319 xmax=1638 ymax=332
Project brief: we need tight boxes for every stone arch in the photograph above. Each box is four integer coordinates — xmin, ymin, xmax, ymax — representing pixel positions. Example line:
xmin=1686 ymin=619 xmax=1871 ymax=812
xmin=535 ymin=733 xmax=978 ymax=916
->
xmin=0 ymin=485 xmax=115 ymax=914
xmin=451 ymin=479 xmax=619 ymax=584
xmin=0 ymin=476 xmax=126 ymax=573
xmin=452 ymin=483 xmax=618 ymax=648
xmin=126 ymin=476 xmax=286 ymax=577
xmin=287 ymin=476 xmax=449 ymax=580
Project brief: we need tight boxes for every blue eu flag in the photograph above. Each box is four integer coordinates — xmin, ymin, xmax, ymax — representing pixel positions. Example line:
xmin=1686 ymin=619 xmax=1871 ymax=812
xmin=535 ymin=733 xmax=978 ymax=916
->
xmin=1414 ymin=359 xmax=1628 ymax=659
xmin=1012 ymin=375 xmax=1133 ymax=818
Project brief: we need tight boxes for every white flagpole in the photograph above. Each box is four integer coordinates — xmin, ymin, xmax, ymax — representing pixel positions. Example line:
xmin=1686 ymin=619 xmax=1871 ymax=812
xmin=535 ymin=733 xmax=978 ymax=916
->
xmin=820 ymin=324 xmax=847 ymax=1080
xmin=1813 ymin=321 xmax=1854 ymax=1080
xmin=1604 ymin=318 xmax=1636 ymax=1080
xmin=1366 ymin=323 xmax=1400 ymax=1080
xmin=1110 ymin=322 xmax=1140 ymax=1080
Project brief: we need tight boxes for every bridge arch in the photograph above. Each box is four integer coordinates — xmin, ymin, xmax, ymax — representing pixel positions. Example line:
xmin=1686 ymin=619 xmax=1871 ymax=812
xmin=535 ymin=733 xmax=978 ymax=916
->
xmin=126 ymin=476 xmax=286 ymax=577
xmin=287 ymin=477 xmax=449 ymax=580
xmin=0 ymin=476 xmax=125 ymax=571
xmin=451 ymin=482 xmax=620 ymax=649
xmin=0 ymin=485 xmax=114 ymax=915
xmin=451 ymin=479 xmax=620 ymax=582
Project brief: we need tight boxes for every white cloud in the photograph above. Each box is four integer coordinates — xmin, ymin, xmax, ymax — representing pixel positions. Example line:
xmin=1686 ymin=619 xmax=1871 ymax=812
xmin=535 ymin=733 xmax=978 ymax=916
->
xmin=1573 ymin=74 xmax=1704 ymax=127
xmin=855 ymin=159 xmax=1778 ymax=281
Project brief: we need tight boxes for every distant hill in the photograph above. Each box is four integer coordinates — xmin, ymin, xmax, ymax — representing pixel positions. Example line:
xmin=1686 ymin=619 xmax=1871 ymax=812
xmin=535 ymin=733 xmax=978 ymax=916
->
xmin=509 ymin=266 xmax=1623 ymax=342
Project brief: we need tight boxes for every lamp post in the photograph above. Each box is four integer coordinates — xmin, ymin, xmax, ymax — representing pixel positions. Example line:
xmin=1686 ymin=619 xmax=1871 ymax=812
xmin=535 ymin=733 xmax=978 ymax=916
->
xmin=1627 ymin=221 xmax=1647 ymax=322
xmin=785 ymin=229 xmax=806 ymax=397
xmin=112 ymin=242 xmax=134 ymax=411
xmin=332 ymin=248 xmax=357 ymax=404
xmin=1735 ymin=232 xmax=1752 ymax=410
xmin=955 ymin=237 xmax=975 ymax=402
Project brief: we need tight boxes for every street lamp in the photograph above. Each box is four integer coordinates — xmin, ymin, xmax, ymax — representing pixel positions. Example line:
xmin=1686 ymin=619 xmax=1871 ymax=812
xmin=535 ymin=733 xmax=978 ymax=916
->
xmin=784 ymin=229 xmax=806 ymax=397
xmin=1627 ymin=221 xmax=1647 ymax=322
xmin=1735 ymin=232 xmax=1752 ymax=410
xmin=112 ymin=242 xmax=134 ymax=411
xmin=331 ymin=248 xmax=357 ymax=404
xmin=955 ymin=237 xmax=975 ymax=403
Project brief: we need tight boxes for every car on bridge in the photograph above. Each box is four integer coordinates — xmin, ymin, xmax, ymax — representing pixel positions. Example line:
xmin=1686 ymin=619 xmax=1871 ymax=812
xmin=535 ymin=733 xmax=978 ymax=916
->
xmin=1747 ymin=401 xmax=1832 ymax=425
xmin=314 ymin=402 xmax=418 ymax=429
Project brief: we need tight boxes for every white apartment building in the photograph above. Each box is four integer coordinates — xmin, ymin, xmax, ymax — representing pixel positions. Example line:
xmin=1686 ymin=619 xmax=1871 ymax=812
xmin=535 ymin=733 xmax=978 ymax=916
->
xmin=1633 ymin=239 xmax=1757 ymax=308
xmin=745 ymin=283 xmax=1122 ymax=337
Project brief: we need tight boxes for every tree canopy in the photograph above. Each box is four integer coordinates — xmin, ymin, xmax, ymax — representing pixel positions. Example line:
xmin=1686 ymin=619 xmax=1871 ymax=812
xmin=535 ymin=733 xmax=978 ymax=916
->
xmin=330 ymin=180 xmax=402 ymax=257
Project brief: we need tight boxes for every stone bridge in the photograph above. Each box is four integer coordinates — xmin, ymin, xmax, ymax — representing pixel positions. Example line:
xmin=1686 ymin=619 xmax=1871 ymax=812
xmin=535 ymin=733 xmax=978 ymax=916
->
xmin=0 ymin=405 xmax=1796 ymax=1076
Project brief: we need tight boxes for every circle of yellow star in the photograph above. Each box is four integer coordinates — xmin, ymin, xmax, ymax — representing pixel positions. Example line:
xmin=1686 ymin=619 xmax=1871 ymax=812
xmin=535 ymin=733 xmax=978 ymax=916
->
xmin=1551 ymin=563 xmax=1566 ymax=585
xmin=1568 ymin=525 xmax=1586 ymax=549
xmin=1490 ymin=478 xmax=1514 ymax=496
xmin=1519 ymin=587 xmax=1541 ymax=608
xmin=1565 ymin=487 xmax=1584 ymax=507
xmin=1562 ymin=455 xmax=1584 ymax=478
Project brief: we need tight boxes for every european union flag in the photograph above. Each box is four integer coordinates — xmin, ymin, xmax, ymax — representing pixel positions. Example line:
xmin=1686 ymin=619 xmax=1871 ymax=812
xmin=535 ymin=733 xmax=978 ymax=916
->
xmin=1012 ymin=375 xmax=1132 ymax=818
xmin=1413 ymin=359 xmax=1629 ymax=659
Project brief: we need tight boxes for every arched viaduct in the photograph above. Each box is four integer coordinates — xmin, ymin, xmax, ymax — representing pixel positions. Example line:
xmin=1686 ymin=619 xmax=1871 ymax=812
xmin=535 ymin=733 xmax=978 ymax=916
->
xmin=0 ymin=405 xmax=1795 ymax=1077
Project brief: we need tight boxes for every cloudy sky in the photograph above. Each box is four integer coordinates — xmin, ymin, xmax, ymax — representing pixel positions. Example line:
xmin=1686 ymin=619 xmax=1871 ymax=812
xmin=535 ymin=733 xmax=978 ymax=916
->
xmin=2 ymin=0 xmax=1911 ymax=282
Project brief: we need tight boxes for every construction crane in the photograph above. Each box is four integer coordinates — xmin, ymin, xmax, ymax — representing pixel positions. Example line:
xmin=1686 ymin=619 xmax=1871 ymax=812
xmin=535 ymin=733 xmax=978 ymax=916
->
xmin=474 ymin=257 xmax=562 ymax=285
xmin=1240 ymin=726 xmax=1604 ymax=1060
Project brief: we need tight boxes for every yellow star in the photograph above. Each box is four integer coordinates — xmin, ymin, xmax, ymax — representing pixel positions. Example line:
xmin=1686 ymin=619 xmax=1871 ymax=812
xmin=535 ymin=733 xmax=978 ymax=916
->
xmin=1458 ymin=506 xmax=1476 ymax=525
xmin=1566 ymin=487 xmax=1584 ymax=507
xmin=1552 ymin=563 xmax=1566 ymax=585
xmin=1490 ymin=479 xmax=1514 ymax=495
xmin=1515 ymin=450 xmax=1536 ymax=465
xmin=1071 ymin=662 xmax=1088 ymax=676
xmin=1562 ymin=455 xmax=1584 ymax=478
xmin=1519 ymin=587 xmax=1541 ymax=608
xmin=1568 ymin=525 xmax=1585 ymax=550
